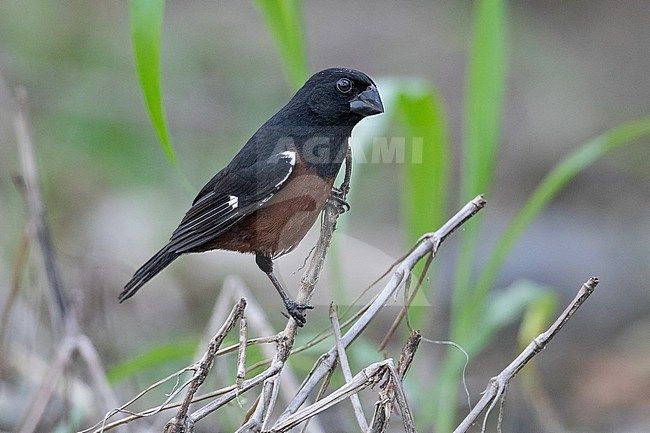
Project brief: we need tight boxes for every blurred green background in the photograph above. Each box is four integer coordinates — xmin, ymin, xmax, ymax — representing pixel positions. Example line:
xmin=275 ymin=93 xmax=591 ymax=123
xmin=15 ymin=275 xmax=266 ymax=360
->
xmin=1 ymin=1 xmax=649 ymax=432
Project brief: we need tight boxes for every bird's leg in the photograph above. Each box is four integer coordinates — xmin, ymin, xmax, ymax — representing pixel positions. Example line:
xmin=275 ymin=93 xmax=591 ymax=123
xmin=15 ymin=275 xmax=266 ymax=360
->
xmin=255 ymin=254 xmax=314 ymax=327
xmin=327 ymin=187 xmax=350 ymax=214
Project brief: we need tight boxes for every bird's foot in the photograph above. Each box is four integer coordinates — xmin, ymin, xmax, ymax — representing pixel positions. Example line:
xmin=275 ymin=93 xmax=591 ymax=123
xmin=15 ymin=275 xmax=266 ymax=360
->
xmin=282 ymin=300 xmax=314 ymax=327
xmin=327 ymin=188 xmax=350 ymax=214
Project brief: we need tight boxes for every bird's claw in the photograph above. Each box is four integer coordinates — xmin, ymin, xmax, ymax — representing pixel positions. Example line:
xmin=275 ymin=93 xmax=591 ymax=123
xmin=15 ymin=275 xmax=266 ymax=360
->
xmin=283 ymin=300 xmax=314 ymax=327
xmin=327 ymin=188 xmax=350 ymax=214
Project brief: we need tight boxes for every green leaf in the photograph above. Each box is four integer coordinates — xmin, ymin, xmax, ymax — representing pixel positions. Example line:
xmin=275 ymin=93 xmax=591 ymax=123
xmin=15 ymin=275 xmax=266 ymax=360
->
xmin=396 ymin=80 xmax=449 ymax=327
xmin=129 ymin=0 xmax=176 ymax=165
xmin=436 ymin=0 xmax=509 ymax=430
xmin=518 ymin=286 xmax=558 ymax=348
xmin=466 ymin=280 xmax=552 ymax=355
xmin=397 ymin=81 xmax=450 ymax=244
xmin=460 ymin=0 xmax=508 ymax=202
xmin=350 ymin=77 xmax=450 ymax=242
xmin=472 ymin=116 xmax=650 ymax=312
xmin=253 ymin=0 xmax=309 ymax=91
xmin=435 ymin=117 xmax=650 ymax=432
xmin=453 ymin=0 xmax=509 ymax=317
xmin=107 ymin=339 xmax=196 ymax=383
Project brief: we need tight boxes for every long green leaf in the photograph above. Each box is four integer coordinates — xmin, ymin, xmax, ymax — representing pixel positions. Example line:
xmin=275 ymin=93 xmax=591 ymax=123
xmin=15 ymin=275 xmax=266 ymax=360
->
xmin=436 ymin=0 xmax=508 ymax=430
xmin=107 ymin=339 xmax=196 ymax=383
xmin=461 ymin=0 xmax=508 ymax=201
xmin=350 ymin=78 xmax=450 ymax=241
xmin=466 ymin=281 xmax=552 ymax=355
xmin=397 ymin=81 xmax=449 ymax=329
xmin=453 ymin=0 xmax=508 ymax=311
xmin=472 ymin=117 xmax=650 ymax=310
xmin=435 ymin=118 xmax=650 ymax=432
xmin=398 ymin=83 xmax=450 ymax=244
xmin=253 ymin=0 xmax=309 ymax=91
xmin=129 ymin=0 xmax=176 ymax=165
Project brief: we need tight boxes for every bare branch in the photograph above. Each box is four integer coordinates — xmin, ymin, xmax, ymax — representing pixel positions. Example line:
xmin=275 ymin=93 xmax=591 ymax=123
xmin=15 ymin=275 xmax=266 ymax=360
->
xmin=329 ymin=303 xmax=368 ymax=431
xmin=370 ymin=330 xmax=421 ymax=433
xmin=277 ymin=195 xmax=487 ymax=423
xmin=164 ymin=299 xmax=247 ymax=433
xmin=237 ymin=316 xmax=248 ymax=388
xmin=13 ymin=88 xmax=121 ymax=433
xmin=453 ymin=277 xmax=599 ymax=433
xmin=270 ymin=360 xmax=391 ymax=432
xmin=14 ymin=87 xmax=68 ymax=320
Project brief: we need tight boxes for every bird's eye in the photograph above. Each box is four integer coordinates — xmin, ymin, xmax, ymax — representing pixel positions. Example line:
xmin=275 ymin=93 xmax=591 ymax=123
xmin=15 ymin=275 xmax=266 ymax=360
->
xmin=336 ymin=78 xmax=352 ymax=94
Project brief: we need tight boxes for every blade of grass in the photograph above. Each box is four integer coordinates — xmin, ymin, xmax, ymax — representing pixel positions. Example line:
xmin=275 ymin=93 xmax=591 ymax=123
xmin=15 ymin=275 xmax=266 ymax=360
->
xmin=129 ymin=0 xmax=176 ymax=166
xmin=460 ymin=0 xmax=508 ymax=203
xmin=398 ymin=83 xmax=450 ymax=244
xmin=397 ymin=82 xmax=450 ymax=328
xmin=436 ymin=0 xmax=508 ymax=430
xmin=435 ymin=118 xmax=650 ymax=432
xmin=454 ymin=0 xmax=508 ymax=315
xmin=350 ymin=77 xmax=450 ymax=242
xmin=253 ymin=0 xmax=309 ymax=91
xmin=471 ymin=116 xmax=650 ymax=313
xmin=340 ymin=78 xmax=449 ymax=311
xmin=107 ymin=339 xmax=197 ymax=383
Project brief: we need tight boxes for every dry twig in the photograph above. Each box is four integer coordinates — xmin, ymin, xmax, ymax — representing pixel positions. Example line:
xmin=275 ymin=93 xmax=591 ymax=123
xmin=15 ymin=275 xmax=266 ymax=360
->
xmin=12 ymin=88 xmax=120 ymax=433
xmin=276 ymin=195 xmax=486 ymax=425
xmin=370 ymin=330 xmax=421 ymax=433
xmin=330 ymin=303 xmax=368 ymax=431
xmin=88 ymin=171 xmax=485 ymax=432
xmin=164 ymin=299 xmax=247 ymax=433
xmin=453 ymin=277 xmax=599 ymax=433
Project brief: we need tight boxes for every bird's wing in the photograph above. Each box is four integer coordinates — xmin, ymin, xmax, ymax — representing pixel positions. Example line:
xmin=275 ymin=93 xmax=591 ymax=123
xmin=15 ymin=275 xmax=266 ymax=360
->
xmin=166 ymin=151 xmax=296 ymax=253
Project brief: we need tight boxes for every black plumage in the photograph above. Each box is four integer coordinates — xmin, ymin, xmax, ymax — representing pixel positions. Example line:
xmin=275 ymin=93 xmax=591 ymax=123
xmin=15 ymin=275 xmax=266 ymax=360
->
xmin=120 ymin=67 xmax=383 ymax=326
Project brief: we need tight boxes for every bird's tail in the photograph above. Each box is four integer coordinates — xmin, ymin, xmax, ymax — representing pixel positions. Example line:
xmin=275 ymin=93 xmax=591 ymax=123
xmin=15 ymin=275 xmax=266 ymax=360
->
xmin=119 ymin=246 xmax=179 ymax=302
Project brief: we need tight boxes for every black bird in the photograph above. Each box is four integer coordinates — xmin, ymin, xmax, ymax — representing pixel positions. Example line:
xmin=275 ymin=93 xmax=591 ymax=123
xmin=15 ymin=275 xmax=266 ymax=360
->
xmin=120 ymin=67 xmax=383 ymax=326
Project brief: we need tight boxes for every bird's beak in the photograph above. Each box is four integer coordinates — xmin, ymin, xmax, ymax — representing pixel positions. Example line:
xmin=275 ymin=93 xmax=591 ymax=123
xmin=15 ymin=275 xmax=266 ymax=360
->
xmin=350 ymin=85 xmax=384 ymax=116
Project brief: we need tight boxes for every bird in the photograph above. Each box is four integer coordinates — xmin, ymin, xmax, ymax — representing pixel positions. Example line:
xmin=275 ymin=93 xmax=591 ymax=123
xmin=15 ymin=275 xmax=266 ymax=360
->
xmin=119 ymin=67 xmax=383 ymax=326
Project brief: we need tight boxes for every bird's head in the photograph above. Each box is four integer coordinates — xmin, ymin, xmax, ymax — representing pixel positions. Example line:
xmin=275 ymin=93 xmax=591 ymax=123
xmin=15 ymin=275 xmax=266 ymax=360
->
xmin=287 ymin=67 xmax=384 ymax=127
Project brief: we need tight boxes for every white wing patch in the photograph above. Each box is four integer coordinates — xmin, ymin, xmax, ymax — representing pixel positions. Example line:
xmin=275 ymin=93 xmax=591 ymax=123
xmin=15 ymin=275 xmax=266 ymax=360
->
xmin=278 ymin=150 xmax=296 ymax=166
xmin=275 ymin=151 xmax=296 ymax=188
xmin=227 ymin=195 xmax=238 ymax=209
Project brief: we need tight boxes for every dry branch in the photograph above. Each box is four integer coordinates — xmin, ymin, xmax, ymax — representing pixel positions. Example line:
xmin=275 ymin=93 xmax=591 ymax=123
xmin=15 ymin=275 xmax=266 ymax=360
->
xmin=329 ymin=303 xmax=368 ymax=431
xmin=12 ymin=88 xmax=120 ymax=433
xmin=453 ymin=277 xmax=600 ymax=433
xmin=89 ymin=186 xmax=485 ymax=432
xmin=164 ymin=298 xmax=247 ymax=433
xmin=276 ymin=195 xmax=486 ymax=425
xmin=370 ymin=330 xmax=421 ymax=433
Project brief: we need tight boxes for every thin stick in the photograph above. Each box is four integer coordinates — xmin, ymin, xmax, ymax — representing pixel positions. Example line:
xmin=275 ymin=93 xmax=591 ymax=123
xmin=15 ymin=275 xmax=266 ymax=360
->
xmin=379 ymin=252 xmax=433 ymax=352
xmin=299 ymin=361 xmax=337 ymax=433
xmin=14 ymin=88 xmax=120 ymax=433
xmin=164 ymin=299 xmax=246 ymax=433
xmin=237 ymin=316 xmax=248 ymax=388
xmin=271 ymin=360 xmax=391 ymax=432
xmin=0 ymin=228 xmax=29 ymax=372
xmin=453 ymin=277 xmax=599 ymax=433
xmin=370 ymin=330 xmax=421 ymax=433
xmin=277 ymin=195 xmax=487 ymax=423
xmin=14 ymin=87 xmax=67 ymax=319
xmin=330 ymin=303 xmax=368 ymax=431
xmin=16 ymin=336 xmax=76 ymax=433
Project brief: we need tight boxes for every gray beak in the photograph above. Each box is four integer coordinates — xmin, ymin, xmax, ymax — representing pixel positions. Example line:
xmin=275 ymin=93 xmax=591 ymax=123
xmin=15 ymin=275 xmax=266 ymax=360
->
xmin=350 ymin=85 xmax=384 ymax=116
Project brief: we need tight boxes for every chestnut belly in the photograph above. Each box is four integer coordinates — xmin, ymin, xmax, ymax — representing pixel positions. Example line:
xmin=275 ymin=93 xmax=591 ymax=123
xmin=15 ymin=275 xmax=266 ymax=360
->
xmin=211 ymin=172 xmax=335 ymax=257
